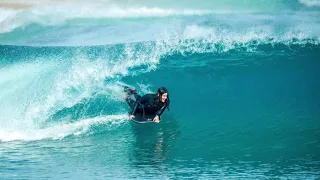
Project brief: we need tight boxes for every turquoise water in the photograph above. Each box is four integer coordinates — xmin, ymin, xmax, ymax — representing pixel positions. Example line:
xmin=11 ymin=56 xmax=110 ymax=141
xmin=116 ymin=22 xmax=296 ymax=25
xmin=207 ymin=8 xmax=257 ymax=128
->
xmin=1 ymin=0 xmax=320 ymax=179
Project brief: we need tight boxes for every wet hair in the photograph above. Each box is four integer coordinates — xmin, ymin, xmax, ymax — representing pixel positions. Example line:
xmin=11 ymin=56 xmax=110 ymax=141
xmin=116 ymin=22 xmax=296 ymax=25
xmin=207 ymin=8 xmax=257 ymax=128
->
xmin=155 ymin=87 xmax=170 ymax=111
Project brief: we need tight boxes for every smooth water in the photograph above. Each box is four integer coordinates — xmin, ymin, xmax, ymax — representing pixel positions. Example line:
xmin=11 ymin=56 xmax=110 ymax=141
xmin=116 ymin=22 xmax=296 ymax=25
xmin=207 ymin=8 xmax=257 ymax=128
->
xmin=1 ymin=0 xmax=320 ymax=179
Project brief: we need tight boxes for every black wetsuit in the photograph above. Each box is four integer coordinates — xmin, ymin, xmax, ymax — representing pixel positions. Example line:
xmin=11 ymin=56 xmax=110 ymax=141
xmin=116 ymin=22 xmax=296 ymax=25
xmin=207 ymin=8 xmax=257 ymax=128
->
xmin=126 ymin=93 xmax=168 ymax=119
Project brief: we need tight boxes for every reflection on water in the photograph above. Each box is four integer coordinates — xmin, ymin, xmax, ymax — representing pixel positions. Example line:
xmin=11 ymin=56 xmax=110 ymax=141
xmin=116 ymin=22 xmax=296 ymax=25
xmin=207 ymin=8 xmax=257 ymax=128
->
xmin=128 ymin=115 xmax=181 ymax=174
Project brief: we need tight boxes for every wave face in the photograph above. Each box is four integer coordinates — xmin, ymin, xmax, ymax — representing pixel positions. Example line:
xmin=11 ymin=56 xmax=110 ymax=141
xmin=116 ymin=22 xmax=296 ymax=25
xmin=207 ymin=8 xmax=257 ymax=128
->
xmin=0 ymin=0 xmax=320 ymax=179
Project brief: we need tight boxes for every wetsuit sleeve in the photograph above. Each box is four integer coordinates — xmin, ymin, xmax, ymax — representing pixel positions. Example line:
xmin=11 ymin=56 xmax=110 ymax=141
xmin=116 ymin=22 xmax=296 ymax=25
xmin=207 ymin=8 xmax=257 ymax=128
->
xmin=155 ymin=103 xmax=167 ymax=117
xmin=130 ymin=100 xmax=140 ymax=115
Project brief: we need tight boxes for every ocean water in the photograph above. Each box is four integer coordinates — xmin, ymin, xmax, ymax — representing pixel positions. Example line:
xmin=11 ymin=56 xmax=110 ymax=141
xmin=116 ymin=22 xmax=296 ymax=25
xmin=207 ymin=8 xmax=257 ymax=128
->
xmin=1 ymin=0 xmax=320 ymax=179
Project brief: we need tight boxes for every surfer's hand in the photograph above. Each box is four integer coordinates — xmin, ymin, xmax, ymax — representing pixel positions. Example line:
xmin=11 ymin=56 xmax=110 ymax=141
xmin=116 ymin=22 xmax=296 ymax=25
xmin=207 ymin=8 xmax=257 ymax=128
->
xmin=153 ymin=115 xmax=160 ymax=123
xmin=129 ymin=115 xmax=135 ymax=120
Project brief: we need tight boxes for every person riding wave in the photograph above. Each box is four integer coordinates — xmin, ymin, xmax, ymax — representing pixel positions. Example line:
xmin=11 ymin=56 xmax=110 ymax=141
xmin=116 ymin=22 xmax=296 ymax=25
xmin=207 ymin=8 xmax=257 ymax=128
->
xmin=124 ymin=87 xmax=170 ymax=123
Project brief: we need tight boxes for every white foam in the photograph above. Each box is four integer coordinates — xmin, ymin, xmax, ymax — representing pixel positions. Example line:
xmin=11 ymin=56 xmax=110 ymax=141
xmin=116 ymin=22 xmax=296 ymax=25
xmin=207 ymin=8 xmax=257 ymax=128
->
xmin=0 ymin=60 xmax=59 ymax=130
xmin=0 ymin=2 xmax=213 ymax=34
xmin=157 ymin=22 xmax=319 ymax=57
xmin=299 ymin=0 xmax=320 ymax=7
xmin=0 ymin=8 xmax=20 ymax=33
xmin=158 ymin=24 xmax=270 ymax=54
xmin=0 ymin=114 xmax=128 ymax=142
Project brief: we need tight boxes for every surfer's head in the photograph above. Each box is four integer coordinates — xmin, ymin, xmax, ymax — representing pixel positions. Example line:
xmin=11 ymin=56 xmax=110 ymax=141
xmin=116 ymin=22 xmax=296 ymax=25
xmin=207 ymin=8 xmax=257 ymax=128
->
xmin=155 ymin=87 xmax=170 ymax=111
xmin=157 ymin=87 xmax=168 ymax=103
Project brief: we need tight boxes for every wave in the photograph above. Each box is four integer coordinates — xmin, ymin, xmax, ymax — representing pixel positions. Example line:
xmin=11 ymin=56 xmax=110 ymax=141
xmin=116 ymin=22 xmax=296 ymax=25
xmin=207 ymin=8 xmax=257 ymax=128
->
xmin=1 ymin=10 xmax=319 ymax=47
xmin=1 ymin=0 xmax=319 ymax=35
xmin=0 ymin=4 xmax=213 ymax=34
xmin=1 ymin=6 xmax=320 ymax=141
xmin=1 ymin=32 xmax=318 ymax=143
xmin=299 ymin=0 xmax=320 ymax=7
xmin=0 ymin=38 xmax=162 ymax=142
xmin=163 ymin=24 xmax=319 ymax=53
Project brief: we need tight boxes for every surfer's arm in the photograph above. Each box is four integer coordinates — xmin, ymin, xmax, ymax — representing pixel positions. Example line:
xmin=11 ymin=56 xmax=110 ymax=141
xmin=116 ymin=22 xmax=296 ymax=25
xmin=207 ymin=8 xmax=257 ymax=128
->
xmin=153 ymin=104 xmax=166 ymax=123
xmin=131 ymin=101 xmax=139 ymax=115
xmin=155 ymin=103 xmax=167 ymax=117
xmin=153 ymin=104 xmax=167 ymax=123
